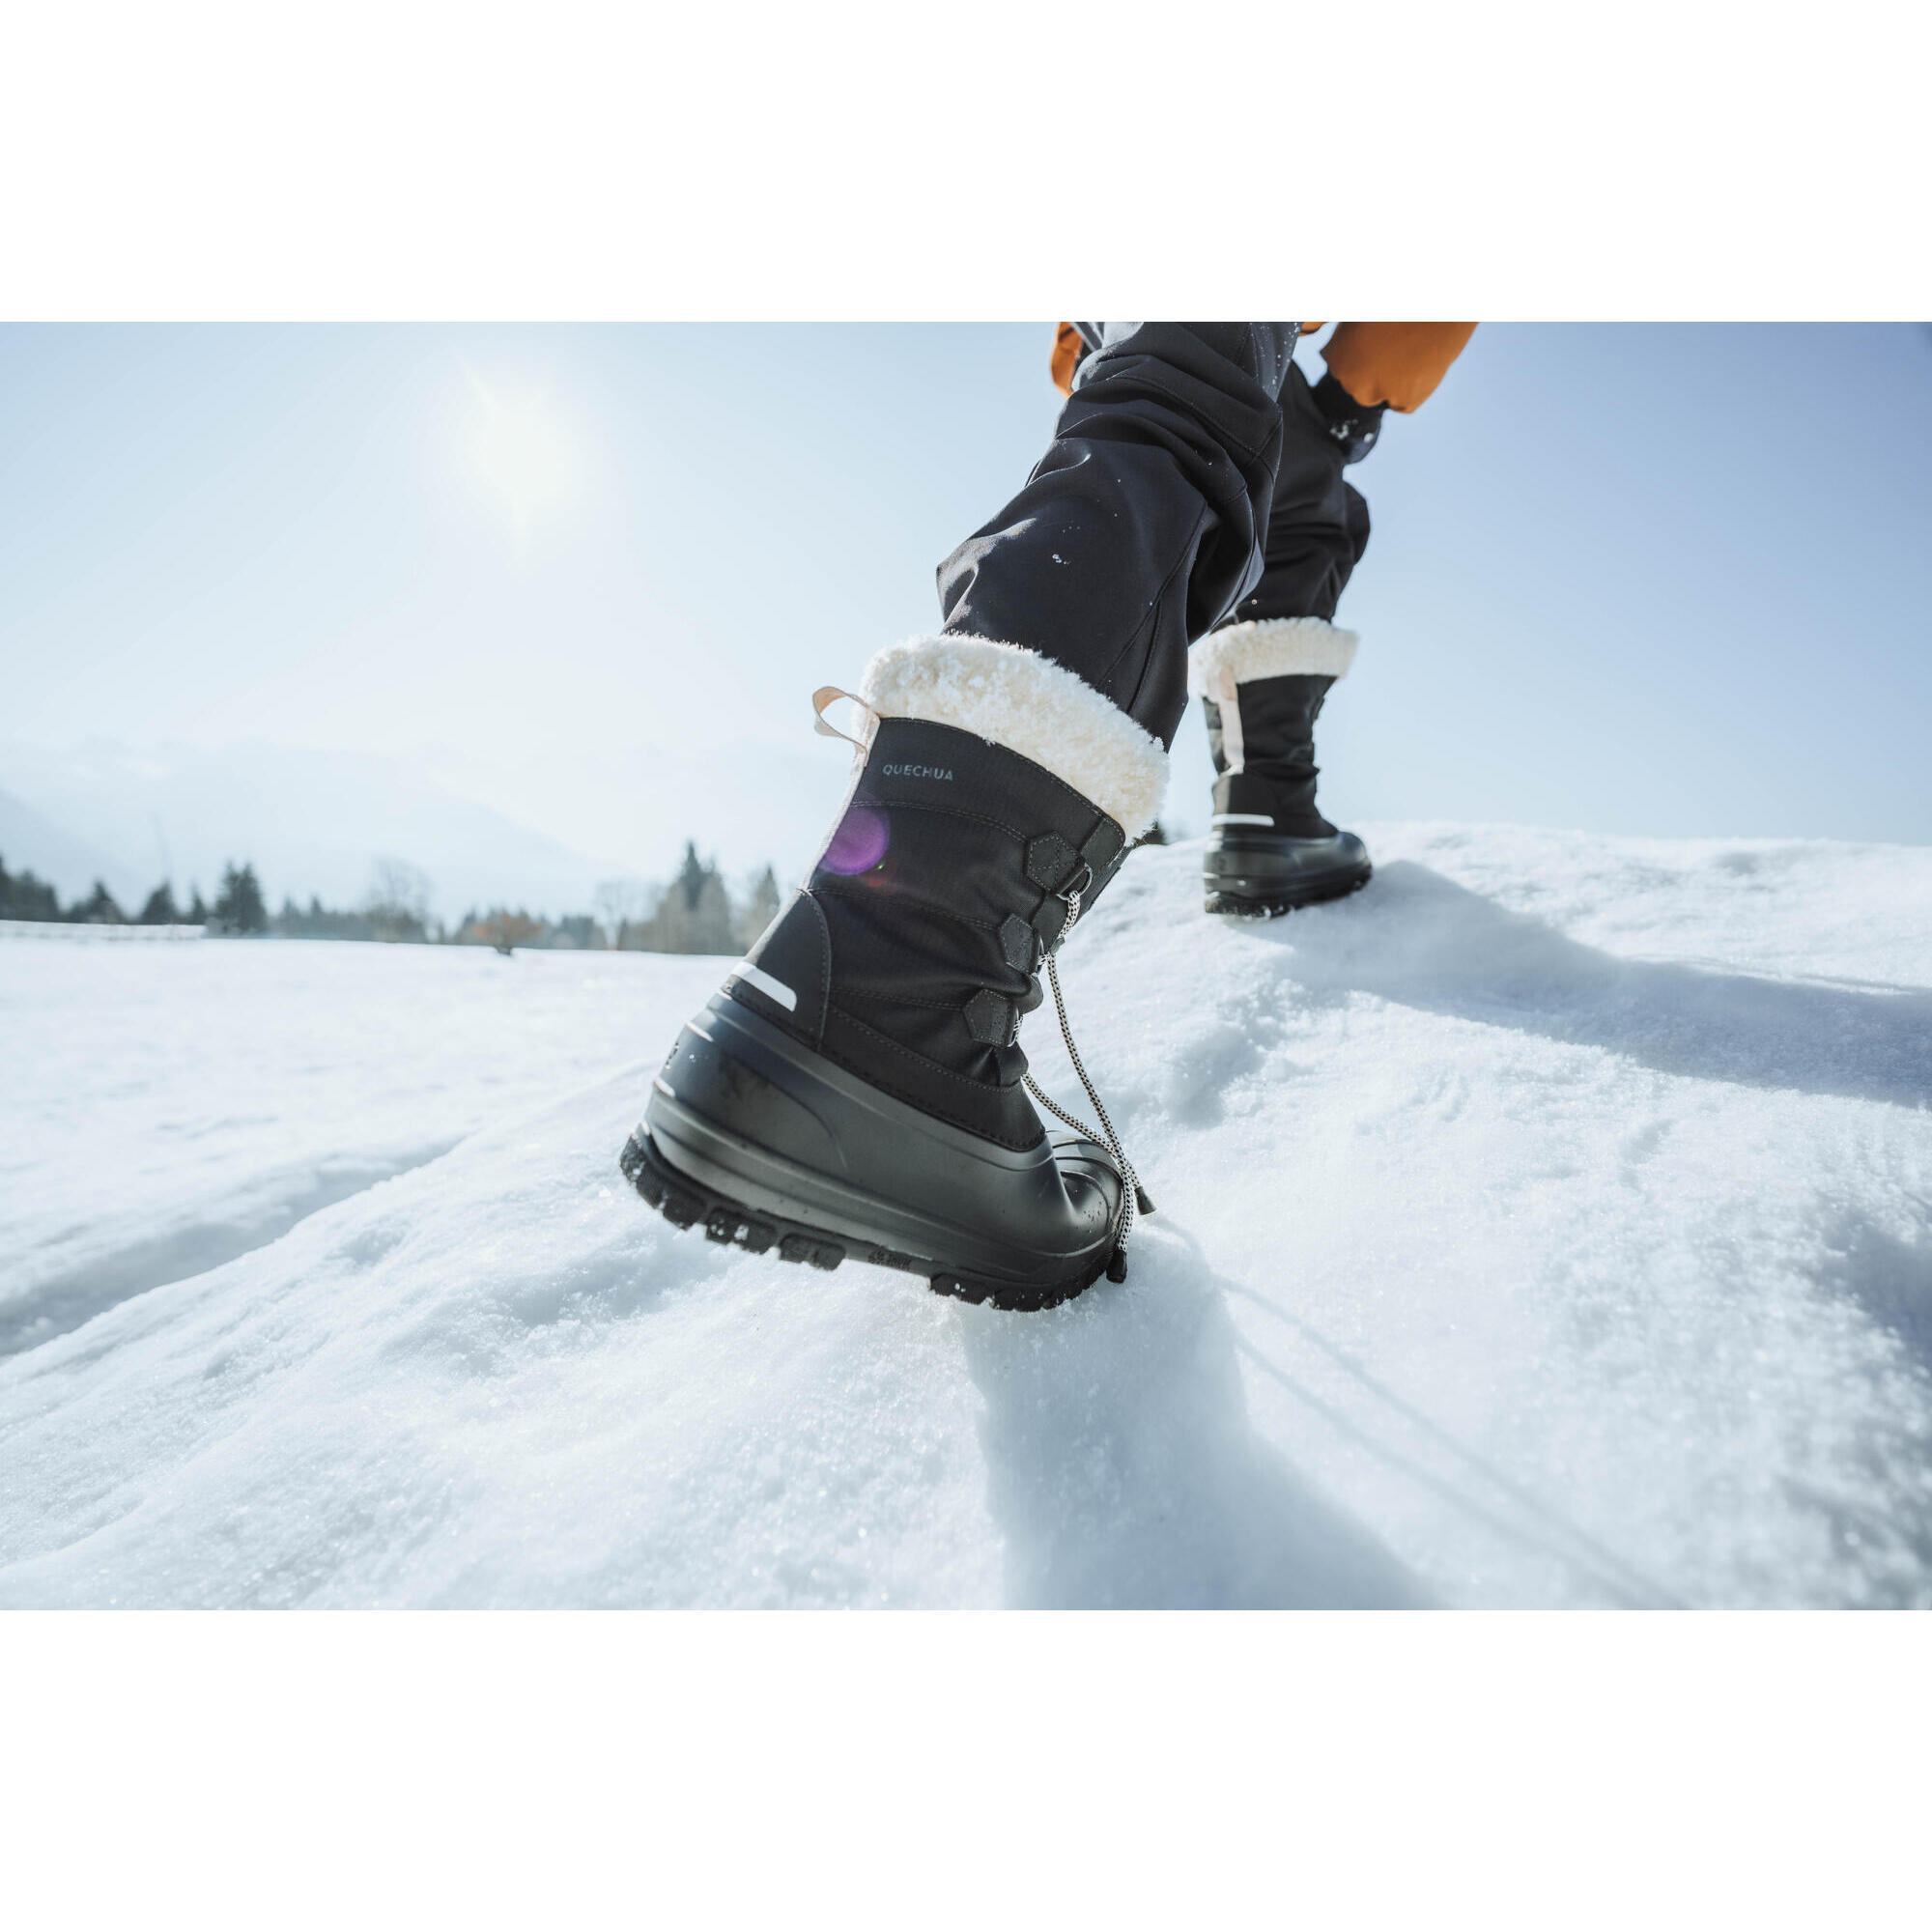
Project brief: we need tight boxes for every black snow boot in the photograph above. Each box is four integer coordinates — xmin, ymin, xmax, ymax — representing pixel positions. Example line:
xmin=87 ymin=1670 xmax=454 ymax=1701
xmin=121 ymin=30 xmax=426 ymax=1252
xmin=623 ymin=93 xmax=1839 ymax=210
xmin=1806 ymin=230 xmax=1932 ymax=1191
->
xmin=621 ymin=636 xmax=1167 ymax=1312
xmin=1191 ymin=618 xmax=1373 ymax=915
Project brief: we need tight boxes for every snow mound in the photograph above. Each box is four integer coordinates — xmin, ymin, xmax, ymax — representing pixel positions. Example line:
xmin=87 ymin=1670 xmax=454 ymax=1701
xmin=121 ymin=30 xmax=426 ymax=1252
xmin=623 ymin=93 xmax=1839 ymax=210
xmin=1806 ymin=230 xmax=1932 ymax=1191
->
xmin=3 ymin=826 xmax=1930 ymax=1607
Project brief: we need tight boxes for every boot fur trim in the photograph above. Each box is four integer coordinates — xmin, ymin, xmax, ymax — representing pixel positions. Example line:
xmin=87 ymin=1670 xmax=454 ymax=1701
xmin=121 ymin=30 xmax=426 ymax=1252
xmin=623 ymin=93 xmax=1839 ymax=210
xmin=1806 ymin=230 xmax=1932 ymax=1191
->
xmin=1187 ymin=616 xmax=1358 ymax=696
xmin=859 ymin=635 xmax=1168 ymax=838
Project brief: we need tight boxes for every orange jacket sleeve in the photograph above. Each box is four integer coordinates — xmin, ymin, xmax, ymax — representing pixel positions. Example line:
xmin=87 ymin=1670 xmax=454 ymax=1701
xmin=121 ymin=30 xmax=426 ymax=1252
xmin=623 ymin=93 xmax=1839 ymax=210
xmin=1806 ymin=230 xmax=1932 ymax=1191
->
xmin=1049 ymin=321 xmax=1478 ymax=412
xmin=1321 ymin=322 xmax=1478 ymax=413
xmin=1050 ymin=322 xmax=1086 ymax=396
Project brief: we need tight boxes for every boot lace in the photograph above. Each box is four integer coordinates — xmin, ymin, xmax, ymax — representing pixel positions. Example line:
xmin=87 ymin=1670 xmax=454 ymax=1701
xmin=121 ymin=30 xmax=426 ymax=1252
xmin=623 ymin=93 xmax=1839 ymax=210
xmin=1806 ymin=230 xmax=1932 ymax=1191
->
xmin=1021 ymin=874 xmax=1153 ymax=1279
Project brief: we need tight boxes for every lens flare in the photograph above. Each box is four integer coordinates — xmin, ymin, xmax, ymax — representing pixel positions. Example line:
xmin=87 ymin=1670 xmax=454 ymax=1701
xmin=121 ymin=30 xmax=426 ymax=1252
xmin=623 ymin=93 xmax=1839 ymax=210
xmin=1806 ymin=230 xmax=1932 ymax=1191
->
xmin=820 ymin=806 xmax=890 ymax=875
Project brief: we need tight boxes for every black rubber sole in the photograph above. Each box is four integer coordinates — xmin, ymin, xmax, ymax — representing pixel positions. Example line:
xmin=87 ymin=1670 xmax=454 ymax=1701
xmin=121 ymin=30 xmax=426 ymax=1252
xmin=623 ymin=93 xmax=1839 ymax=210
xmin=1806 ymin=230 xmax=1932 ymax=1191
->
xmin=1205 ymin=863 xmax=1372 ymax=918
xmin=619 ymin=1127 xmax=1107 ymax=1313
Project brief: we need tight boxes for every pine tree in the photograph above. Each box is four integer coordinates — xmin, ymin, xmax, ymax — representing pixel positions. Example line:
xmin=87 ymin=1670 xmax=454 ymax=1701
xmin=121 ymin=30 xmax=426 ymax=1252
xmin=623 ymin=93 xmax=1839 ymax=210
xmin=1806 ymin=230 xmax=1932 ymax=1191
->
xmin=213 ymin=862 xmax=268 ymax=934
xmin=139 ymin=882 xmax=181 ymax=924
xmin=187 ymin=886 xmax=210 ymax=923
xmin=0 ymin=855 xmax=62 ymax=921
xmin=68 ymin=880 xmax=126 ymax=924
xmin=735 ymin=864 xmax=781 ymax=949
xmin=676 ymin=840 xmax=709 ymax=911
xmin=646 ymin=843 xmax=735 ymax=952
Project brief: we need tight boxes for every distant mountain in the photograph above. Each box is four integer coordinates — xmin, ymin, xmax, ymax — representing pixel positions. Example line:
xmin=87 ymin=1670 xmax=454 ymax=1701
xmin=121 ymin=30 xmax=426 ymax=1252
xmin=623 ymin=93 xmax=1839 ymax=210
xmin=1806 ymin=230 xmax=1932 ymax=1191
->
xmin=416 ymin=734 xmax=853 ymax=900
xmin=0 ymin=740 xmax=650 ymax=921
xmin=0 ymin=783 xmax=148 ymax=905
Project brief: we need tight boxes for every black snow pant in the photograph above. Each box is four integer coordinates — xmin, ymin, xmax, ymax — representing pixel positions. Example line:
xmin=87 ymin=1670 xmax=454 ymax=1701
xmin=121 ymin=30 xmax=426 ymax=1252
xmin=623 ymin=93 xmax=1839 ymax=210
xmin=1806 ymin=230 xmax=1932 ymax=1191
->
xmin=936 ymin=322 xmax=1381 ymax=751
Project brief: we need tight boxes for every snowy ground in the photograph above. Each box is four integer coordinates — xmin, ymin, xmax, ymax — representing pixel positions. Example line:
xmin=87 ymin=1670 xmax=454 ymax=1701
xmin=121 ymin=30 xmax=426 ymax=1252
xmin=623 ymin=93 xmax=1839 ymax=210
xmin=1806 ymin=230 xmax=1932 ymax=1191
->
xmin=4 ymin=825 xmax=1931 ymax=1608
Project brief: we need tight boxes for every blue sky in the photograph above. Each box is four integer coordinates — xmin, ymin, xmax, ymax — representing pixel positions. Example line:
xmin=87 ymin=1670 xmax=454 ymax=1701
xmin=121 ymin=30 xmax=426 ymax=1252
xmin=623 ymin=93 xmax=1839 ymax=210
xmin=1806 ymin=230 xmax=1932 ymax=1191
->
xmin=3 ymin=323 xmax=1928 ymax=879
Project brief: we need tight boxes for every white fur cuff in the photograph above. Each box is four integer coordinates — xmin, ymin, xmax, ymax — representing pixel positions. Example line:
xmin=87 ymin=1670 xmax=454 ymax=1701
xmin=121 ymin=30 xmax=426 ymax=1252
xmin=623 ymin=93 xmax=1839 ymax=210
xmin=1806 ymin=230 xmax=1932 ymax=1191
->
xmin=859 ymin=635 xmax=1168 ymax=838
xmin=1187 ymin=617 xmax=1359 ymax=697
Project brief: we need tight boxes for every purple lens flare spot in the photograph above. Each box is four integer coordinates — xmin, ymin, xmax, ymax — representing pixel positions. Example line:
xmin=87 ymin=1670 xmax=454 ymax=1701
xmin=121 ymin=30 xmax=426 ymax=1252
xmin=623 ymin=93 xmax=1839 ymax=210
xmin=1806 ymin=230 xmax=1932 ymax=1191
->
xmin=821 ymin=805 xmax=890 ymax=875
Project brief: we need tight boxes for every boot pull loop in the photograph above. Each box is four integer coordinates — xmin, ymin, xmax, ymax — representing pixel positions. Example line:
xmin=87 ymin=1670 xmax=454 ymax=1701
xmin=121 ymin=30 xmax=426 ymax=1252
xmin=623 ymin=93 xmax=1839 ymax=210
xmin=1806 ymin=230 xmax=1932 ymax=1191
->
xmin=1212 ymin=666 xmax=1247 ymax=776
xmin=812 ymin=686 xmax=878 ymax=757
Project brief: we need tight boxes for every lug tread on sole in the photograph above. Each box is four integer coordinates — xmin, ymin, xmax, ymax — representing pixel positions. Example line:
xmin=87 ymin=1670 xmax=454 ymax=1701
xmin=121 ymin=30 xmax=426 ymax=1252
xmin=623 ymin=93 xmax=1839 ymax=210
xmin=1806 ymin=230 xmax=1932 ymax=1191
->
xmin=618 ymin=1130 xmax=1105 ymax=1311
xmin=1205 ymin=867 xmax=1372 ymax=920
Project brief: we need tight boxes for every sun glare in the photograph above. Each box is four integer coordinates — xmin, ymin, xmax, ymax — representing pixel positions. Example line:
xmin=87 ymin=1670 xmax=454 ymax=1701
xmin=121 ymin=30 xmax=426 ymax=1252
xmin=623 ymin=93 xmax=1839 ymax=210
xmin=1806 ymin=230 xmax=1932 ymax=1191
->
xmin=459 ymin=371 xmax=578 ymax=551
